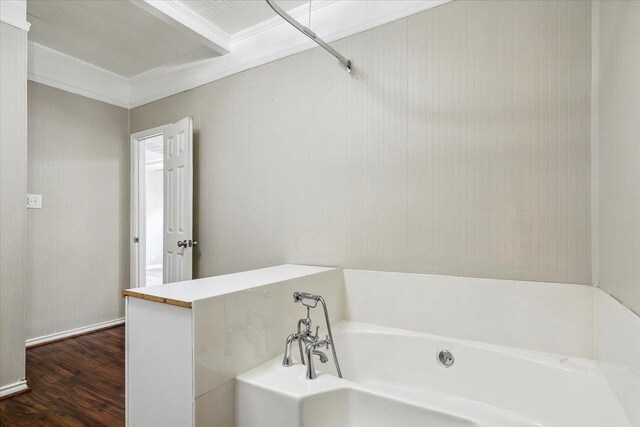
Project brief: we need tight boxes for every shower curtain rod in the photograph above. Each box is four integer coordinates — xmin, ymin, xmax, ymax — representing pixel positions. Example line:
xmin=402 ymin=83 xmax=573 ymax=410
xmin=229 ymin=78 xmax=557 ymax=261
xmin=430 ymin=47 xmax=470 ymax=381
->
xmin=265 ymin=0 xmax=353 ymax=73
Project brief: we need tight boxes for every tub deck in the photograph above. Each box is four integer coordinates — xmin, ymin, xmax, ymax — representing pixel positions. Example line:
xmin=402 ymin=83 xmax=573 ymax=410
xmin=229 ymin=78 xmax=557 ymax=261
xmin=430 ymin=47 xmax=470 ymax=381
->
xmin=236 ymin=322 xmax=631 ymax=427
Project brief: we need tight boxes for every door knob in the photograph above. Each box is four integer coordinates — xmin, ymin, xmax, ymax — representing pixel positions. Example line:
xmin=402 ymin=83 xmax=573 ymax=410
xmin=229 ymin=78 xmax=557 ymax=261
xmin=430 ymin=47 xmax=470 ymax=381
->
xmin=189 ymin=240 xmax=198 ymax=247
xmin=177 ymin=240 xmax=188 ymax=248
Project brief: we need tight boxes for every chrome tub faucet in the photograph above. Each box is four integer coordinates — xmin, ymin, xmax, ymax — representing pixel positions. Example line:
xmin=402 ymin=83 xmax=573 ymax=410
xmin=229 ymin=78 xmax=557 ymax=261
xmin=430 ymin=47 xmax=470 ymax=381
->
xmin=282 ymin=292 xmax=342 ymax=380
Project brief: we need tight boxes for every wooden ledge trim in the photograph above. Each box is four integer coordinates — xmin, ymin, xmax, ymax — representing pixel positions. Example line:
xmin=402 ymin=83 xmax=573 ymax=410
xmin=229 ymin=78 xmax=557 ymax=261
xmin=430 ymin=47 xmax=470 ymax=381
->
xmin=122 ymin=290 xmax=192 ymax=308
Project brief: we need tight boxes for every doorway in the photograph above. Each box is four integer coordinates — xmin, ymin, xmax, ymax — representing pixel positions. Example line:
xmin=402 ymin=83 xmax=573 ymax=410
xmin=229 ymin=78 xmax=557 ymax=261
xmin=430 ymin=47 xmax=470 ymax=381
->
xmin=130 ymin=117 xmax=194 ymax=288
xmin=144 ymin=135 xmax=164 ymax=285
xmin=130 ymin=125 xmax=169 ymax=288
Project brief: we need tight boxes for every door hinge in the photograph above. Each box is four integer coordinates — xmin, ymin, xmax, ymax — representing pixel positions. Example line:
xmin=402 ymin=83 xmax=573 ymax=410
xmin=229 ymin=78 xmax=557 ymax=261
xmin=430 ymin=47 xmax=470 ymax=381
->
xmin=134 ymin=237 xmax=139 ymax=243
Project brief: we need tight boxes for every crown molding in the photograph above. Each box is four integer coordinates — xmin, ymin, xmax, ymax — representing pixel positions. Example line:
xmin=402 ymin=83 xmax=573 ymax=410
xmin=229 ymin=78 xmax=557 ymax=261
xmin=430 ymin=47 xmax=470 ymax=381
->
xmin=231 ymin=0 xmax=335 ymax=44
xmin=0 ymin=0 xmax=30 ymax=31
xmin=128 ymin=0 xmax=451 ymax=108
xmin=28 ymin=42 xmax=130 ymax=108
xmin=26 ymin=0 xmax=451 ymax=109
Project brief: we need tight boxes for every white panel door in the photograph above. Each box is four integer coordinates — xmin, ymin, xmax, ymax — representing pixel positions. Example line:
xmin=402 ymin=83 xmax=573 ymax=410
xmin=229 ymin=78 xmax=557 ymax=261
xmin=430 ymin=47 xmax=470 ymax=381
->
xmin=163 ymin=116 xmax=193 ymax=283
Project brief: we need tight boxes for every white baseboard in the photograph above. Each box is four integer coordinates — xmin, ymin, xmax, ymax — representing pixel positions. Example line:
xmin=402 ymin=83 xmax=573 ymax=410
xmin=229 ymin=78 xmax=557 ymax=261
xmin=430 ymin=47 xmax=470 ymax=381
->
xmin=0 ymin=380 xmax=28 ymax=399
xmin=26 ymin=317 xmax=125 ymax=348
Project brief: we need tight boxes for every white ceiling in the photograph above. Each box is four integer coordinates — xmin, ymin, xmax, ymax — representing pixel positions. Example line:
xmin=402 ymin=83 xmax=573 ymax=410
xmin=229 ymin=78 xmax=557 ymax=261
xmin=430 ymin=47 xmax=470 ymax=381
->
xmin=26 ymin=0 xmax=307 ymax=78
xmin=180 ymin=0 xmax=307 ymax=35
xmin=27 ymin=0 xmax=221 ymax=78
xmin=22 ymin=0 xmax=451 ymax=108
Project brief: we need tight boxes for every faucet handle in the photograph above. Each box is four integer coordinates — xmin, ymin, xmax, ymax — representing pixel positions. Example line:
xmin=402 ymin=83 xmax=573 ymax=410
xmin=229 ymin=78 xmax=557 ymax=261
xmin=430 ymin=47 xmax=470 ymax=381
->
xmin=299 ymin=317 xmax=311 ymax=334
xmin=314 ymin=325 xmax=320 ymax=338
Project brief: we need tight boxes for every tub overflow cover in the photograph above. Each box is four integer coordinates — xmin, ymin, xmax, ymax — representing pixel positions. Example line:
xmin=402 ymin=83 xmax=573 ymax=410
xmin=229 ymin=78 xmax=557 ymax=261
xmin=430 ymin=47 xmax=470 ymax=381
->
xmin=438 ymin=350 xmax=454 ymax=368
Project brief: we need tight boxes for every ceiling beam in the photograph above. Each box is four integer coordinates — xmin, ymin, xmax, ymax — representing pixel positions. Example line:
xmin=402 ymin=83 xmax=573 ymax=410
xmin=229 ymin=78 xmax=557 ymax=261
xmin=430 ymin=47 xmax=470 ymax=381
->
xmin=130 ymin=0 xmax=231 ymax=55
xmin=28 ymin=42 xmax=131 ymax=108
xmin=28 ymin=0 xmax=451 ymax=109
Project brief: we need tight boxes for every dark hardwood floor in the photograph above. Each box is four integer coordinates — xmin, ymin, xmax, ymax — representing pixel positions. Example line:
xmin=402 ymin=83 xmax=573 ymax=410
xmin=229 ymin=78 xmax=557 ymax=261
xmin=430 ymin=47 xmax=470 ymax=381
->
xmin=0 ymin=326 xmax=125 ymax=426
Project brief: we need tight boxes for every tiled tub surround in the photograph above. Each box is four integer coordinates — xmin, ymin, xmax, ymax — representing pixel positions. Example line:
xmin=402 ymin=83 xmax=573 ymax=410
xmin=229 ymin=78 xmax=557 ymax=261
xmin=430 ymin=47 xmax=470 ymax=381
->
xmin=125 ymin=266 xmax=638 ymax=426
xmin=343 ymin=269 xmax=595 ymax=357
xmin=124 ymin=265 xmax=344 ymax=426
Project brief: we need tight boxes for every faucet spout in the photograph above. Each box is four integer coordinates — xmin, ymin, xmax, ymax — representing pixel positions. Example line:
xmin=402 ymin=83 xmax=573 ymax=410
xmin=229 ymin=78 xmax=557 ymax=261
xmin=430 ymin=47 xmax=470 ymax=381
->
xmin=313 ymin=349 xmax=328 ymax=363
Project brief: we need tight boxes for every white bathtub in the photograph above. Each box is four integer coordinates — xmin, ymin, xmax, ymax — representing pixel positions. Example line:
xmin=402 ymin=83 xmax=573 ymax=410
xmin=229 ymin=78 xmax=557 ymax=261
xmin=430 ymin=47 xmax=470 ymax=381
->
xmin=236 ymin=322 xmax=631 ymax=427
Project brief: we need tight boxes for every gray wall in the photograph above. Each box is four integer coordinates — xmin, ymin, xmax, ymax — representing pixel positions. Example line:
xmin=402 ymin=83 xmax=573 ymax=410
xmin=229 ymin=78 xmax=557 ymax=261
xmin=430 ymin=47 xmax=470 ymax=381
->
xmin=598 ymin=0 xmax=640 ymax=314
xmin=131 ymin=0 xmax=592 ymax=284
xmin=0 ymin=22 xmax=28 ymax=390
xmin=26 ymin=82 xmax=130 ymax=340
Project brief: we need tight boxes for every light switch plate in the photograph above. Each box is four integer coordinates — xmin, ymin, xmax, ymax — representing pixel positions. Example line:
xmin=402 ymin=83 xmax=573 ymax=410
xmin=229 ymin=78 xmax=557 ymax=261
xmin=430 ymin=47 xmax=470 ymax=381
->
xmin=26 ymin=194 xmax=42 ymax=209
